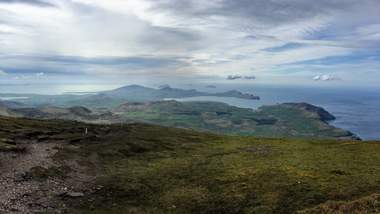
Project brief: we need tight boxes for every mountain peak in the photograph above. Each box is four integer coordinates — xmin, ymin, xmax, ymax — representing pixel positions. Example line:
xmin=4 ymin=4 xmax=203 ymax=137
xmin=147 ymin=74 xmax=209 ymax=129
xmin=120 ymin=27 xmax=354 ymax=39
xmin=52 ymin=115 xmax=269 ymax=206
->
xmin=117 ymin=84 xmax=152 ymax=90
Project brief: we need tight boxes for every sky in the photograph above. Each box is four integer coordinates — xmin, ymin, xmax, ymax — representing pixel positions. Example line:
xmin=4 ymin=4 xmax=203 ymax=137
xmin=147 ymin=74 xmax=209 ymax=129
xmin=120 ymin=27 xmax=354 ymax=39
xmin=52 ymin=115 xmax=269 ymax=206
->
xmin=0 ymin=0 xmax=380 ymax=93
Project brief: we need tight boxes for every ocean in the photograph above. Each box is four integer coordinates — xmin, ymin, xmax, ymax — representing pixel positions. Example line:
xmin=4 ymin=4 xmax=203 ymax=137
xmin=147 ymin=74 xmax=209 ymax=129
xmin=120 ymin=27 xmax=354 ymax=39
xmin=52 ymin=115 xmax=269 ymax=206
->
xmin=175 ymin=85 xmax=380 ymax=141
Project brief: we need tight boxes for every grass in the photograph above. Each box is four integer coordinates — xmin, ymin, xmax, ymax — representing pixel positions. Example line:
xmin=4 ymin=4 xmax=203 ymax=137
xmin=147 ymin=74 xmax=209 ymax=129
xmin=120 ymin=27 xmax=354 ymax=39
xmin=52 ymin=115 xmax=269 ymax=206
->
xmin=0 ymin=137 xmax=25 ymax=152
xmin=1 ymin=116 xmax=379 ymax=213
xmin=53 ymin=124 xmax=379 ymax=213
xmin=298 ymin=193 xmax=380 ymax=213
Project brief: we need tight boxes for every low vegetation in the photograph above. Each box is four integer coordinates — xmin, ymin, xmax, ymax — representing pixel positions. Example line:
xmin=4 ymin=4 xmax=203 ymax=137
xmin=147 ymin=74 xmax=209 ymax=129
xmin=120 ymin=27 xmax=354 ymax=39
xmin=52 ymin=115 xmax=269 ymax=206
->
xmin=0 ymin=116 xmax=378 ymax=213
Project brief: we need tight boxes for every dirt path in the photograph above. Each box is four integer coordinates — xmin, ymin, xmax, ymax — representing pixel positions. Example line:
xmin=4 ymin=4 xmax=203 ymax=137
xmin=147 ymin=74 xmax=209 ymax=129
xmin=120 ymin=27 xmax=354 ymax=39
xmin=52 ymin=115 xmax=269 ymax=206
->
xmin=0 ymin=142 xmax=65 ymax=213
xmin=0 ymin=141 xmax=96 ymax=213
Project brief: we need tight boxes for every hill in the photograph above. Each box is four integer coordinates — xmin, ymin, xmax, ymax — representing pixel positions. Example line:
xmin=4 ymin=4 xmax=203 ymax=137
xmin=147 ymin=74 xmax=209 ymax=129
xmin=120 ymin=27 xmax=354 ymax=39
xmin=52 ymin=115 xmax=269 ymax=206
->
xmin=0 ymin=100 xmax=26 ymax=109
xmin=0 ymin=105 xmax=102 ymax=121
xmin=113 ymin=101 xmax=357 ymax=139
xmin=103 ymin=85 xmax=260 ymax=101
xmin=0 ymin=116 xmax=379 ymax=213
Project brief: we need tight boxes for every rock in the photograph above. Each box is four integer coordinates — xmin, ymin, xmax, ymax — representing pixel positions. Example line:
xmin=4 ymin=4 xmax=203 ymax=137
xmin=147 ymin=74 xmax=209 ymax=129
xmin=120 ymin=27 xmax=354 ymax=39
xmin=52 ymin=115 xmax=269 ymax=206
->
xmin=60 ymin=192 xmax=85 ymax=198
xmin=67 ymin=192 xmax=84 ymax=197
xmin=214 ymin=90 xmax=260 ymax=100
xmin=14 ymin=172 xmax=32 ymax=182
xmin=10 ymin=207 xmax=19 ymax=212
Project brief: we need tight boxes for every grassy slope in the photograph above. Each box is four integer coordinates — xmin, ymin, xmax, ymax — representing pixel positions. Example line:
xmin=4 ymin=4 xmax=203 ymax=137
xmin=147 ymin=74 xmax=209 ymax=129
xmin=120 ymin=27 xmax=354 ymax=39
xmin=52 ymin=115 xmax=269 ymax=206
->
xmin=65 ymin=136 xmax=380 ymax=213
xmin=0 ymin=116 xmax=379 ymax=213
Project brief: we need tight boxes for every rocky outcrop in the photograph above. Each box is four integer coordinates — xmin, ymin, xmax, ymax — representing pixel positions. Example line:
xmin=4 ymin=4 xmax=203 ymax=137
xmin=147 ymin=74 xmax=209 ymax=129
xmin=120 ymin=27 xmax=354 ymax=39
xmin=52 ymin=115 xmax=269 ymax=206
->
xmin=214 ymin=90 xmax=260 ymax=100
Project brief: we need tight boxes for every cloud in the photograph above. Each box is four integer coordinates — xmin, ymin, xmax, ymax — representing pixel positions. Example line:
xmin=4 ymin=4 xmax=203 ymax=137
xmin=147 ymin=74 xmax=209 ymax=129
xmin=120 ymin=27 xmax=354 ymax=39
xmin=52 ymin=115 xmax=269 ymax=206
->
xmin=313 ymin=74 xmax=339 ymax=81
xmin=227 ymin=75 xmax=256 ymax=80
xmin=150 ymin=0 xmax=345 ymax=26
xmin=0 ymin=69 xmax=7 ymax=75
xmin=0 ymin=54 xmax=187 ymax=75
xmin=0 ymin=0 xmax=379 ymax=88
xmin=0 ymin=0 xmax=56 ymax=7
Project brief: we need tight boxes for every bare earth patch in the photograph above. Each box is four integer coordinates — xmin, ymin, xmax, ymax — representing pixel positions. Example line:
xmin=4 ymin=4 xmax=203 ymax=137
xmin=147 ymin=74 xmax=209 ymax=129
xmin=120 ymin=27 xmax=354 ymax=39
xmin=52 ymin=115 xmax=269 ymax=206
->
xmin=0 ymin=139 xmax=97 ymax=213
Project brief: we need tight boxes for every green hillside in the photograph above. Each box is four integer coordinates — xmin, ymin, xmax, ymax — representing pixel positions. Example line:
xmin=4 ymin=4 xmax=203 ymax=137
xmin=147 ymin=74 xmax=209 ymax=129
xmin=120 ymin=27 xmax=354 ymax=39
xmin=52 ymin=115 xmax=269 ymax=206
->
xmin=0 ymin=116 xmax=379 ymax=213
xmin=1 ymin=100 xmax=357 ymax=139
xmin=113 ymin=101 xmax=356 ymax=139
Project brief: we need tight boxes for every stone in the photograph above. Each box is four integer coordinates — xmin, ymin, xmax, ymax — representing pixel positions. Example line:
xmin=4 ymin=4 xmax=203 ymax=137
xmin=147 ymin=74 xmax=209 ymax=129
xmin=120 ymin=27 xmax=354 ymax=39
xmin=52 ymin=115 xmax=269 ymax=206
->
xmin=63 ymin=192 xmax=84 ymax=198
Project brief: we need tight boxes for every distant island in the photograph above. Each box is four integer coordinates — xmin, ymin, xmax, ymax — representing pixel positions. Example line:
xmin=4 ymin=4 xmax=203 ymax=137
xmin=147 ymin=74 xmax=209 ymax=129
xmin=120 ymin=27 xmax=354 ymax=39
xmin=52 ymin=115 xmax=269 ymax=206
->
xmin=100 ymin=84 xmax=260 ymax=102
xmin=0 ymin=84 xmax=260 ymax=108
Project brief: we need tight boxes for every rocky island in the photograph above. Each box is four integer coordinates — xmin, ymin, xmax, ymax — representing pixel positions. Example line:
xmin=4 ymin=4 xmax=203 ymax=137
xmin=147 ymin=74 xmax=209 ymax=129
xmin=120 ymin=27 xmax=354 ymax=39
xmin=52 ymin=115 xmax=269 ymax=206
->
xmin=213 ymin=90 xmax=260 ymax=100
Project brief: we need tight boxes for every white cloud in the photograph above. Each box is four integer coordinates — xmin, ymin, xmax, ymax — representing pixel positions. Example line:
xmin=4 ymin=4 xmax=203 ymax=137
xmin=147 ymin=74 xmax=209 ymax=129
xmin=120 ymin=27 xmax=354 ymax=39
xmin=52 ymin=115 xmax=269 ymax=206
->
xmin=313 ymin=74 xmax=339 ymax=81
xmin=0 ymin=69 xmax=7 ymax=75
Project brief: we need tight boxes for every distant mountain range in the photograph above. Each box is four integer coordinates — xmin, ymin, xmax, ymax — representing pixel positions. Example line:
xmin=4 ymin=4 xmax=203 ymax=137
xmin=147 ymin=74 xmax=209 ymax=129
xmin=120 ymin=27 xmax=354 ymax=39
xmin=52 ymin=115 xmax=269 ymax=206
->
xmin=100 ymin=85 xmax=259 ymax=102
xmin=0 ymin=85 xmax=259 ymax=108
